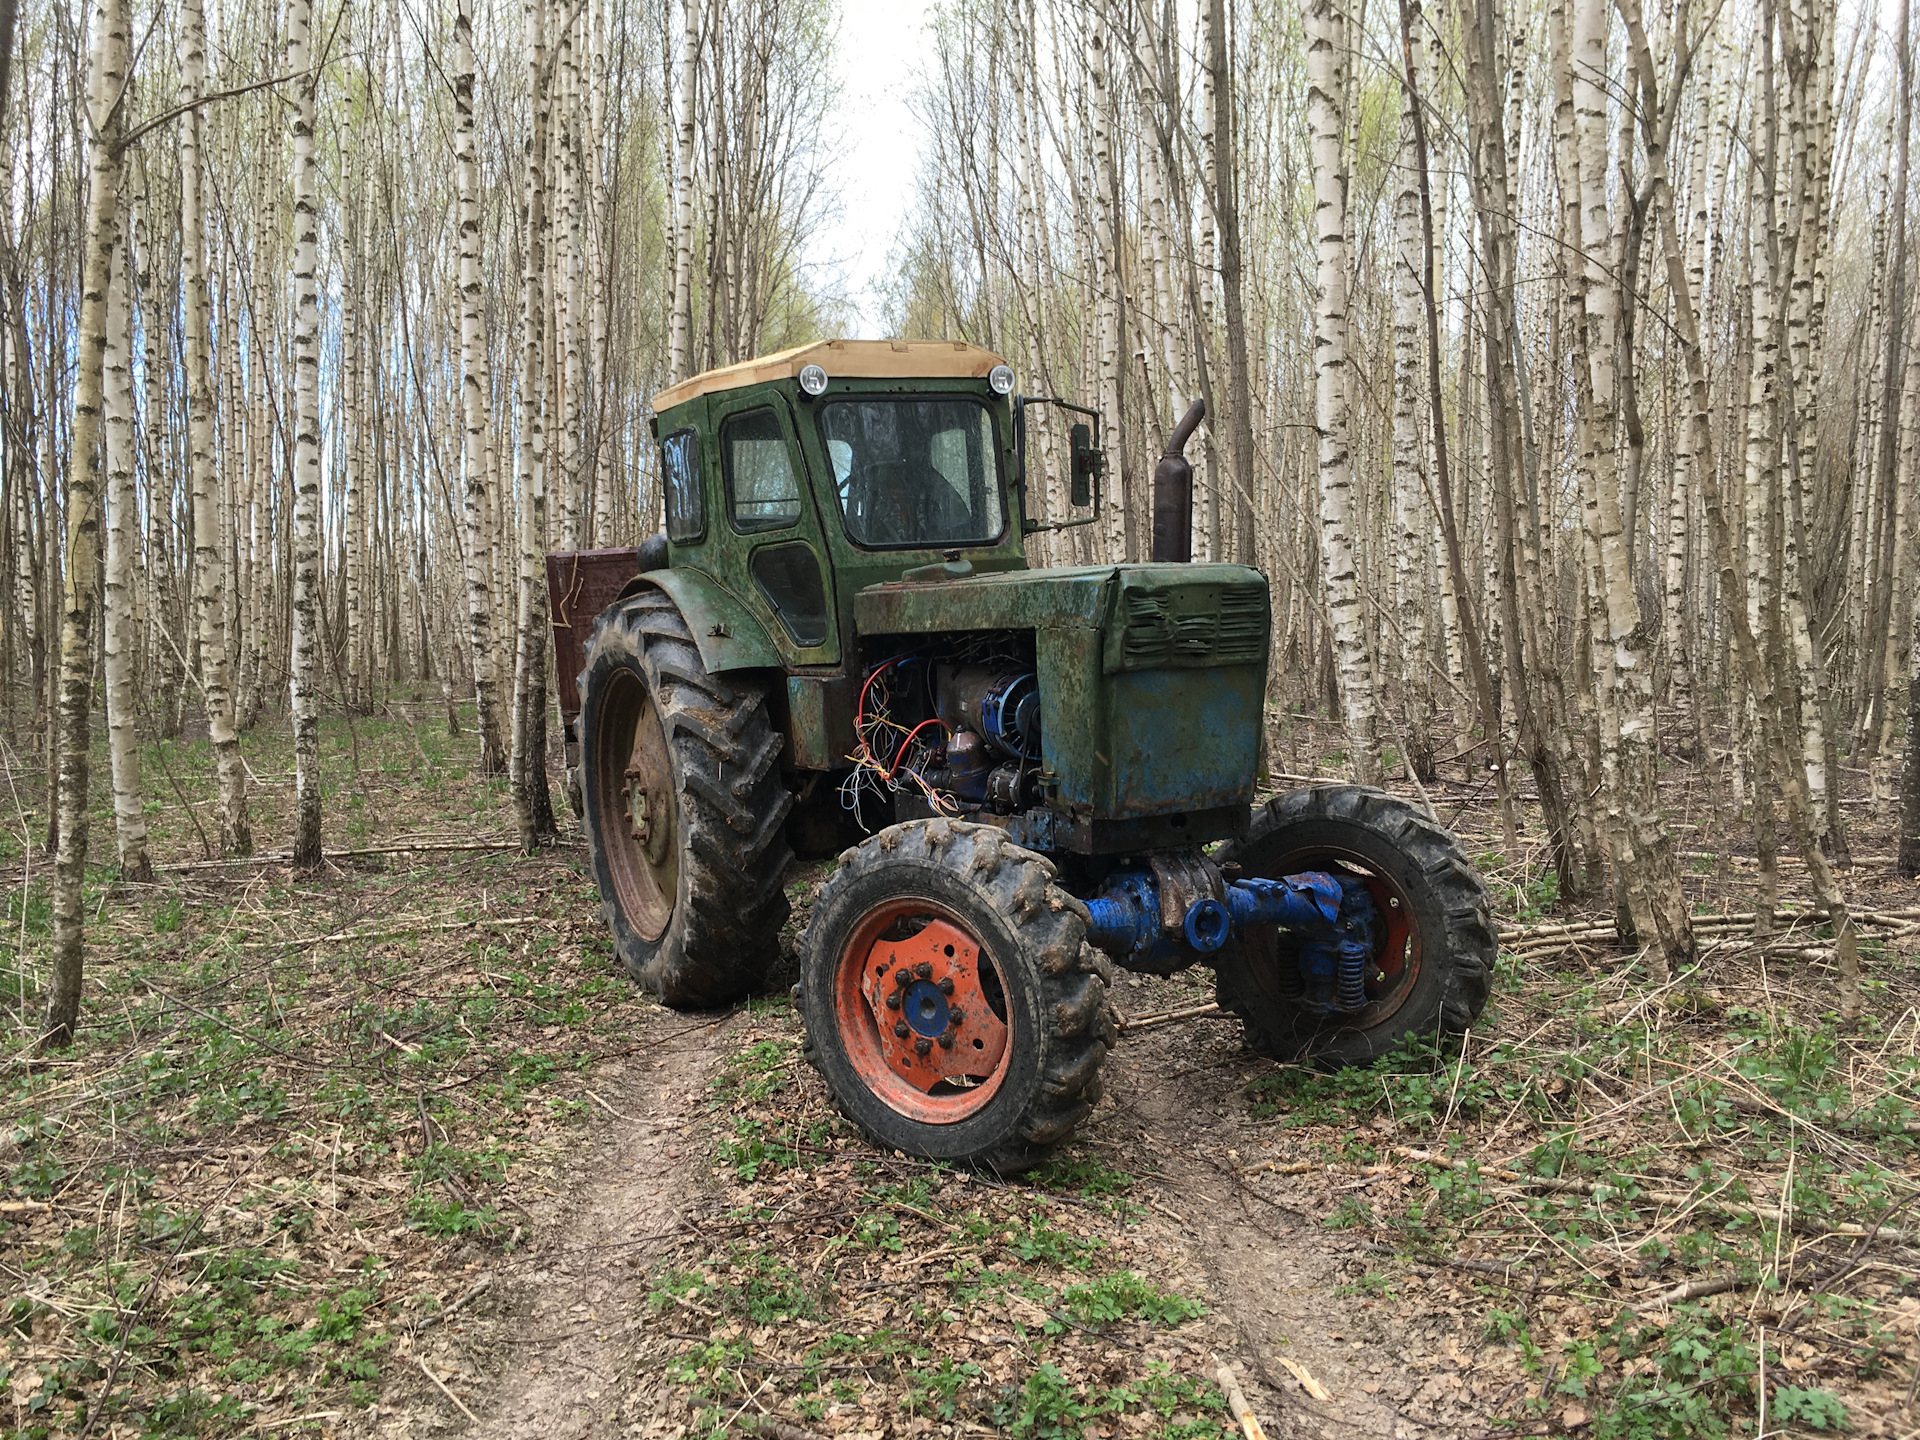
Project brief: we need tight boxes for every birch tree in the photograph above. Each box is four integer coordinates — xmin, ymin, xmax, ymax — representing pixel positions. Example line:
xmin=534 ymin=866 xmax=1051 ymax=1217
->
xmin=181 ymin=0 xmax=251 ymax=854
xmin=42 ymin=0 xmax=129 ymax=1047
xmin=288 ymin=0 xmax=323 ymax=868
xmin=1306 ymin=0 xmax=1380 ymax=782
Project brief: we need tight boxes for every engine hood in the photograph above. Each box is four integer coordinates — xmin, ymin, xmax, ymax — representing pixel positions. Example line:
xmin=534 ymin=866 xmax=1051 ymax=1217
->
xmin=853 ymin=562 xmax=1269 ymax=672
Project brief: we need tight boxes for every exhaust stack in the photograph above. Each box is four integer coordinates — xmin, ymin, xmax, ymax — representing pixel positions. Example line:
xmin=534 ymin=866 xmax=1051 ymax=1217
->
xmin=1150 ymin=398 xmax=1207 ymax=562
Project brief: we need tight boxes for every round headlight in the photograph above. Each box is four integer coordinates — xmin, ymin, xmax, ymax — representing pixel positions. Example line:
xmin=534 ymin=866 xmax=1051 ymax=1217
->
xmin=988 ymin=364 xmax=1015 ymax=396
xmin=798 ymin=363 xmax=829 ymax=397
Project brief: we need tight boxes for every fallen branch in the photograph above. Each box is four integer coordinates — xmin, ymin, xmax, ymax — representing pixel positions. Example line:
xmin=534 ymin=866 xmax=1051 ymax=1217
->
xmin=1115 ymin=1000 xmax=1223 ymax=1032
xmin=1213 ymin=1355 xmax=1272 ymax=1439
xmin=1655 ymin=1273 xmax=1750 ymax=1305
xmin=412 ymin=1273 xmax=495 ymax=1333
xmin=151 ymin=839 xmax=525 ymax=872
xmin=739 ymin=1416 xmax=830 ymax=1440
xmin=415 ymin=1357 xmax=480 ymax=1425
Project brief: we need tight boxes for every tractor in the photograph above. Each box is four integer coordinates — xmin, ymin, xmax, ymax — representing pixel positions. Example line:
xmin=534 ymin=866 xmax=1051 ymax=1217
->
xmin=545 ymin=339 xmax=1494 ymax=1172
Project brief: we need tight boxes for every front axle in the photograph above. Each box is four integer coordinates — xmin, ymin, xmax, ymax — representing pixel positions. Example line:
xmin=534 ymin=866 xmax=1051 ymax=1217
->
xmin=1085 ymin=866 xmax=1383 ymax=1016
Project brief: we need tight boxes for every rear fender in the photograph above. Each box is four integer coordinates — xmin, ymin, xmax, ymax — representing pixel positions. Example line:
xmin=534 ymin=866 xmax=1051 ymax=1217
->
xmin=546 ymin=550 xmax=783 ymax=729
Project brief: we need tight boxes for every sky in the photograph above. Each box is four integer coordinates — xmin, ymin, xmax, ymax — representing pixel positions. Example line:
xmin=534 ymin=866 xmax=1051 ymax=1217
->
xmin=812 ymin=0 xmax=937 ymax=337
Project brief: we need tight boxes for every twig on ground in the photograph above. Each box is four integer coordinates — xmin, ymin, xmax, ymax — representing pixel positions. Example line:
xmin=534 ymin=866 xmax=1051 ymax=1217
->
xmin=1212 ymin=1354 xmax=1271 ymax=1439
xmin=415 ymin=1357 xmax=481 ymax=1424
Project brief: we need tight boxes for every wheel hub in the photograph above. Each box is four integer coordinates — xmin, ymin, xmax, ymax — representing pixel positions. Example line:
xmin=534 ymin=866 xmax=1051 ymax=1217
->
xmin=623 ymin=752 xmax=672 ymax=868
xmin=856 ymin=919 xmax=1007 ymax=1094
xmin=599 ymin=674 xmax=677 ymax=943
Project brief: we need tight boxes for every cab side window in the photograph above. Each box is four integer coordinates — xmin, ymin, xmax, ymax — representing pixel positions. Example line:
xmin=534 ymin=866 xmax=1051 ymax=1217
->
xmin=723 ymin=408 xmax=802 ymax=532
xmin=662 ymin=429 xmax=704 ymax=542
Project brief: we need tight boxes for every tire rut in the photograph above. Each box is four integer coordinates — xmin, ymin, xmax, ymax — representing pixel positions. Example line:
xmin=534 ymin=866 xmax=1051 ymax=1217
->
xmin=457 ymin=1009 xmax=735 ymax=1440
xmin=1103 ymin=1013 xmax=1454 ymax=1440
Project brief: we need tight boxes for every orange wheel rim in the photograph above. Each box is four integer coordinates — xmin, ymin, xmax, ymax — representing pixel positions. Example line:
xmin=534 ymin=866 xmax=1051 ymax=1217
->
xmin=832 ymin=899 xmax=1012 ymax=1124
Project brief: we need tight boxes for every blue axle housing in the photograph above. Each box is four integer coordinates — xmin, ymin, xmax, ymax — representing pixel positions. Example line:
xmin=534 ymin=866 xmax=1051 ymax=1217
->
xmin=1085 ymin=868 xmax=1383 ymax=1016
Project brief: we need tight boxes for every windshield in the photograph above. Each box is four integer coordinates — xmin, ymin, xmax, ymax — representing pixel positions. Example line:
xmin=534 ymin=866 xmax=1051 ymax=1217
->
xmin=817 ymin=397 xmax=1005 ymax=549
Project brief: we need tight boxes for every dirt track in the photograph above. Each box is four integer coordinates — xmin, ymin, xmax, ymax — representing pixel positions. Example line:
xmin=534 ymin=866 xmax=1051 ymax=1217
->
xmin=390 ymin=968 xmax=1489 ymax=1440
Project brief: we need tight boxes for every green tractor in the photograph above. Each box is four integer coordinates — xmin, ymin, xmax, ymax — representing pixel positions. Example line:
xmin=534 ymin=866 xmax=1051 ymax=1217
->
xmin=546 ymin=339 xmax=1494 ymax=1171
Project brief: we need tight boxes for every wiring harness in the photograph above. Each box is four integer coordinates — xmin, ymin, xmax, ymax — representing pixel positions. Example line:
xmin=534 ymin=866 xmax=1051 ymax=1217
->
xmin=840 ymin=654 xmax=959 ymax=821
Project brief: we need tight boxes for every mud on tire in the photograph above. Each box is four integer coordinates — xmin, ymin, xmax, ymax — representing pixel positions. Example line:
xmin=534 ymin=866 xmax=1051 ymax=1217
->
xmin=1212 ymin=784 xmax=1494 ymax=1067
xmin=796 ymin=820 xmax=1116 ymax=1173
xmin=578 ymin=588 xmax=793 ymax=1007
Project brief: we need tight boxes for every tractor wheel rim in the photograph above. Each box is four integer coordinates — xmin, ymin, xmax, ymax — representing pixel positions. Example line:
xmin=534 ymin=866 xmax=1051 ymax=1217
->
xmin=598 ymin=670 xmax=676 ymax=942
xmin=1253 ymin=845 xmax=1419 ymax=1030
xmin=833 ymin=899 xmax=1012 ymax=1124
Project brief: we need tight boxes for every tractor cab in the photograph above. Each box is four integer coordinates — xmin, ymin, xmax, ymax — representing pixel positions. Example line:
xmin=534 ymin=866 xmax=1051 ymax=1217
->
xmin=642 ymin=340 xmax=1037 ymax=670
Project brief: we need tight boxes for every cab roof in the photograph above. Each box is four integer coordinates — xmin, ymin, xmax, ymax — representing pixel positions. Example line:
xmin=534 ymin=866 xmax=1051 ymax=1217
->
xmin=652 ymin=339 xmax=1008 ymax=413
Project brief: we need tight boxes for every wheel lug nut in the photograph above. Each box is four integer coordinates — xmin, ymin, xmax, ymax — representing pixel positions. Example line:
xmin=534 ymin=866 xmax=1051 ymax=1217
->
xmin=949 ymin=1006 xmax=964 ymax=1024
xmin=914 ymin=1037 xmax=932 ymax=1056
xmin=915 ymin=962 xmax=933 ymax=979
xmin=895 ymin=969 xmax=911 ymax=985
xmin=938 ymin=978 xmax=954 ymax=995
xmin=894 ymin=1022 xmax=910 ymax=1038
xmin=938 ymin=1033 xmax=954 ymax=1049
xmin=885 ymin=993 xmax=901 ymax=1009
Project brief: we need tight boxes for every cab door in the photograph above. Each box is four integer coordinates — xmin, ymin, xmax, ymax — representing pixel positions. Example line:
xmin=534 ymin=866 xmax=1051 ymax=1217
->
xmin=705 ymin=388 xmax=841 ymax=668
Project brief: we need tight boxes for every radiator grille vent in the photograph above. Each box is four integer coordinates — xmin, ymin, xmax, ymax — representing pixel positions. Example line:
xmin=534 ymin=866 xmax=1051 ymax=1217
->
xmin=1114 ymin=582 xmax=1267 ymax=670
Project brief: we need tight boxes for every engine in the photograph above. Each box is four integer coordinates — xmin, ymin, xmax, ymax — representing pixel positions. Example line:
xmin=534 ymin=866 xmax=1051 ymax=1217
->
xmin=847 ymin=642 xmax=1043 ymax=819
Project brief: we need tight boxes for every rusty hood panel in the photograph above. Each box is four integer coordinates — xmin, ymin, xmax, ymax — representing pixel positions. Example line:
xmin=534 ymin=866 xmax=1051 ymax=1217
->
xmin=854 ymin=563 xmax=1271 ymax=824
xmin=853 ymin=563 xmax=1267 ymax=640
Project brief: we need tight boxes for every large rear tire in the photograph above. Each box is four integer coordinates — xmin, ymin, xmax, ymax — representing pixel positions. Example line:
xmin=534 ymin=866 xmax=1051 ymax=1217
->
xmin=1212 ymin=785 xmax=1494 ymax=1067
xmin=797 ymin=820 xmax=1115 ymax=1173
xmin=578 ymin=589 xmax=793 ymax=1007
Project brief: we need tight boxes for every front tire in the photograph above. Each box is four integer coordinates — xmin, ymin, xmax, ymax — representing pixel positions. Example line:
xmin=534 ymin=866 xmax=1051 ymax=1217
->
xmin=578 ymin=589 xmax=793 ymax=1007
xmin=1212 ymin=785 xmax=1494 ymax=1067
xmin=798 ymin=820 xmax=1115 ymax=1172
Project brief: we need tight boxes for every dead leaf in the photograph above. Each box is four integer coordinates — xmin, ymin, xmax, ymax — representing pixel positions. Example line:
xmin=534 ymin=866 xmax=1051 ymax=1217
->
xmin=1005 ymin=1296 xmax=1050 ymax=1328
xmin=1275 ymin=1356 xmax=1332 ymax=1402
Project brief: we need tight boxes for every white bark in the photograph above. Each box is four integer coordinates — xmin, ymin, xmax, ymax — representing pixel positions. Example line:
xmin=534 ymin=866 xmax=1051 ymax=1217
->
xmin=1089 ymin=6 xmax=1125 ymax=562
xmin=1570 ymin=0 xmax=1692 ymax=971
xmin=668 ymin=0 xmax=699 ymax=382
xmin=44 ymin=0 xmax=130 ymax=1045
xmin=1306 ymin=0 xmax=1379 ymax=783
xmin=455 ymin=0 xmax=508 ymax=776
xmin=289 ymin=0 xmax=324 ymax=868
xmin=1391 ymin=12 xmax=1432 ymax=770
xmin=103 ymin=220 xmax=149 ymax=881
xmin=511 ymin=0 xmax=554 ymax=850
xmin=181 ymin=0 xmax=250 ymax=855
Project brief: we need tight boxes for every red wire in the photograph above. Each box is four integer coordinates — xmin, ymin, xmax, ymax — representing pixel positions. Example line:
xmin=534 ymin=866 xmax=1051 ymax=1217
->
xmin=887 ymin=718 xmax=948 ymax=779
xmin=855 ymin=656 xmax=908 ymax=766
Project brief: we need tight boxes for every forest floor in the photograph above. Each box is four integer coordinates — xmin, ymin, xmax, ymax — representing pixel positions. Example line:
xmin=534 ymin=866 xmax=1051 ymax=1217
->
xmin=1 ymin=701 xmax=1918 ymax=1440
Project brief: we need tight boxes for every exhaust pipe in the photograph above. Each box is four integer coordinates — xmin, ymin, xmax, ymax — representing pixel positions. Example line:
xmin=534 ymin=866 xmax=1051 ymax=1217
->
xmin=1150 ymin=397 xmax=1206 ymax=562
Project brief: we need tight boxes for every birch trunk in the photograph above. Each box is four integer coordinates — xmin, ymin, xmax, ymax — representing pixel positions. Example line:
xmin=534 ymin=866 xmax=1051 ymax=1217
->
xmin=668 ymin=0 xmax=698 ymax=382
xmin=511 ymin=0 xmax=558 ymax=850
xmin=181 ymin=0 xmax=251 ymax=855
xmin=1088 ymin=8 xmax=1125 ymax=562
xmin=43 ymin=0 xmax=128 ymax=1047
xmin=288 ymin=0 xmax=324 ymax=868
xmin=103 ymin=218 xmax=148 ymax=882
xmin=1570 ymin=0 xmax=1691 ymax=977
xmin=1390 ymin=10 xmax=1432 ymax=778
xmin=455 ymin=0 xmax=508 ymax=776
xmin=1308 ymin=0 xmax=1379 ymax=783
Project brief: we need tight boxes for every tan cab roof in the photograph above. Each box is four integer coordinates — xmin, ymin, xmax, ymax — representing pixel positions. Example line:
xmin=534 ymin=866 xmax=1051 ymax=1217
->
xmin=652 ymin=339 xmax=1007 ymax=412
